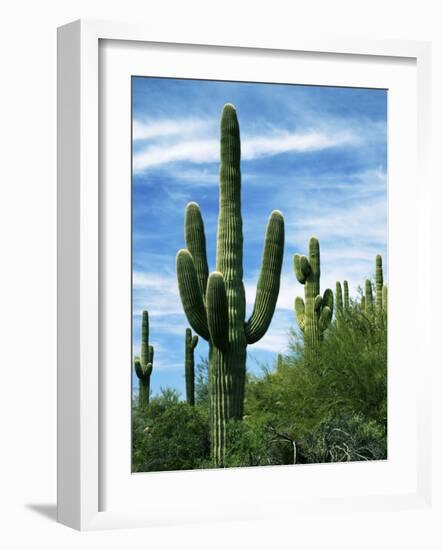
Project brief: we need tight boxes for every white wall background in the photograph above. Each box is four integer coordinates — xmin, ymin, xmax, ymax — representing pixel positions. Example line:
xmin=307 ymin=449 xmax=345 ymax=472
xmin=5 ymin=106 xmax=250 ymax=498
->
xmin=0 ymin=1 xmax=441 ymax=548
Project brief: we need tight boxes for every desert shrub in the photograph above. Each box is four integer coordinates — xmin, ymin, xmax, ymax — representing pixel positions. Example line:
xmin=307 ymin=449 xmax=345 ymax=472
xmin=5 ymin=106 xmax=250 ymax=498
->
xmin=132 ymin=389 xmax=210 ymax=472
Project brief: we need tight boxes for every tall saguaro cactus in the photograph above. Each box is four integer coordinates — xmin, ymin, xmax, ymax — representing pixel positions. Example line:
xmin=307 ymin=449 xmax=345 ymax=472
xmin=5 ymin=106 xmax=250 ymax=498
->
xmin=176 ymin=104 xmax=285 ymax=466
xmin=185 ymin=328 xmax=198 ymax=406
xmin=134 ymin=310 xmax=154 ymax=408
xmin=294 ymin=237 xmax=333 ymax=350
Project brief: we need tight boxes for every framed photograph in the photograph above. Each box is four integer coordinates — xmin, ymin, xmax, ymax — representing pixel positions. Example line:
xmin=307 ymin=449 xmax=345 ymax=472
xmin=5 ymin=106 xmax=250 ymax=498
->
xmin=57 ymin=19 xmax=433 ymax=530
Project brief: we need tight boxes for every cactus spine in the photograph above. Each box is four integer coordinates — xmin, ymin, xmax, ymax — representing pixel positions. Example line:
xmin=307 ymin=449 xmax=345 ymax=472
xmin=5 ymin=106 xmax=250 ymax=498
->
xmin=294 ymin=237 xmax=333 ymax=350
xmin=185 ymin=328 xmax=198 ymax=405
xmin=134 ymin=310 xmax=154 ymax=408
xmin=176 ymin=104 xmax=285 ymax=466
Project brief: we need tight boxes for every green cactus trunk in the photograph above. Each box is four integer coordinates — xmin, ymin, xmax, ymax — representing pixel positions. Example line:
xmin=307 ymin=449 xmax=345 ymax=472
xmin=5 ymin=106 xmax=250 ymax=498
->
xmin=375 ymin=255 xmax=383 ymax=312
xmin=294 ymin=238 xmax=333 ymax=351
xmin=134 ymin=310 xmax=154 ymax=409
xmin=177 ymin=104 xmax=285 ymax=466
xmin=362 ymin=255 xmax=387 ymax=318
xmin=185 ymin=328 xmax=198 ymax=406
xmin=343 ymin=280 xmax=349 ymax=310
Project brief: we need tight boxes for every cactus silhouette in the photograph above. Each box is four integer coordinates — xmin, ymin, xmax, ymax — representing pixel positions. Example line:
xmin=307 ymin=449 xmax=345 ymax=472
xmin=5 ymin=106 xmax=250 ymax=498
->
xmin=185 ymin=328 xmax=198 ymax=406
xmin=294 ymin=237 xmax=333 ymax=349
xmin=134 ymin=310 xmax=154 ymax=408
xmin=176 ymin=104 xmax=285 ymax=466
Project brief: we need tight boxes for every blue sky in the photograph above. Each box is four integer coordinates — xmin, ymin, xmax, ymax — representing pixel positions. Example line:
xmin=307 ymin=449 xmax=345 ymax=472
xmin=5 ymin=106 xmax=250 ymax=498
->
xmin=132 ymin=77 xmax=387 ymax=398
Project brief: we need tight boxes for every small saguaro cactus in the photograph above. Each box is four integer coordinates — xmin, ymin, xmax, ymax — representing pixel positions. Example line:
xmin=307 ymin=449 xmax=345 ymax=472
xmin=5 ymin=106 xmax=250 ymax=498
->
xmin=336 ymin=281 xmax=343 ymax=314
xmin=294 ymin=237 xmax=333 ymax=350
xmin=375 ymin=255 xmax=383 ymax=312
xmin=364 ymin=279 xmax=374 ymax=314
xmin=363 ymin=254 xmax=387 ymax=316
xmin=343 ymin=280 xmax=349 ymax=310
xmin=185 ymin=328 xmax=198 ymax=406
xmin=382 ymin=285 xmax=388 ymax=314
xmin=134 ymin=310 xmax=154 ymax=408
xmin=176 ymin=104 xmax=285 ymax=466
xmin=336 ymin=280 xmax=350 ymax=326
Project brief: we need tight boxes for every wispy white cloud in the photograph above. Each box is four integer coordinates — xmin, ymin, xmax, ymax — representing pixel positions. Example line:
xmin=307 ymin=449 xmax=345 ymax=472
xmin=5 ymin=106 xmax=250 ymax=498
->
xmin=133 ymin=118 xmax=211 ymax=141
xmin=132 ymin=116 xmax=360 ymax=174
xmin=133 ymin=271 xmax=182 ymax=316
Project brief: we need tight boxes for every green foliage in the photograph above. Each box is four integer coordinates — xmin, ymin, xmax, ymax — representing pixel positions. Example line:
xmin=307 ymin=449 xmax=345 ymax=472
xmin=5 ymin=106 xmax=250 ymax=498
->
xmin=246 ymin=298 xmax=387 ymax=463
xmin=195 ymin=358 xmax=209 ymax=407
xmin=132 ymin=390 xmax=210 ymax=472
xmin=176 ymin=104 xmax=285 ymax=466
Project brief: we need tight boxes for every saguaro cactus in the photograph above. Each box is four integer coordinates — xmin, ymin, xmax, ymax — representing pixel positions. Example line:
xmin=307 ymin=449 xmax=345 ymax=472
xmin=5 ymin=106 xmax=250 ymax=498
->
xmin=336 ymin=281 xmax=343 ymax=314
xmin=343 ymin=280 xmax=349 ymax=310
xmin=134 ymin=310 xmax=154 ymax=408
xmin=336 ymin=280 xmax=350 ymax=326
xmin=176 ymin=104 xmax=285 ymax=466
xmin=363 ymin=255 xmax=387 ymax=316
xmin=294 ymin=237 xmax=333 ymax=349
xmin=375 ymin=254 xmax=383 ymax=312
xmin=185 ymin=328 xmax=198 ymax=406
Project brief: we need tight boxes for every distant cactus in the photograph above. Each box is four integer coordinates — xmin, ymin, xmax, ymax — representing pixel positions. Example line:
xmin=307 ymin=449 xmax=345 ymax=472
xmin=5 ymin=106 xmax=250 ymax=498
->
xmin=176 ymin=104 xmax=285 ymax=466
xmin=362 ymin=255 xmax=387 ymax=316
xmin=185 ymin=328 xmax=198 ymax=406
xmin=375 ymin=255 xmax=383 ymax=312
xmin=343 ymin=280 xmax=349 ymax=310
xmin=294 ymin=237 xmax=333 ymax=349
xmin=134 ymin=310 xmax=154 ymax=408
xmin=364 ymin=279 xmax=374 ymax=314
xmin=382 ymin=285 xmax=388 ymax=314
xmin=336 ymin=281 xmax=343 ymax=314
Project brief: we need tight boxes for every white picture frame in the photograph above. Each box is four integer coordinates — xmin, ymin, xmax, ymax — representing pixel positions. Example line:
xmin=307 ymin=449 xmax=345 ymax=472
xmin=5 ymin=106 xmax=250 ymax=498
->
xmin=57 ymin=19 xmax=433 ymax=531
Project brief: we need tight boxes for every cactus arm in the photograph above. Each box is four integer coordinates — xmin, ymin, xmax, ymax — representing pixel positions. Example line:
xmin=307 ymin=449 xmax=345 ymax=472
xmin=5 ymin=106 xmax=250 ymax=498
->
xmin=148 ymin=345 xmax=154 ymax=365
xmin=343 ymin=280 xmax=349 ymax=310
xmin=361 ymin=295 xmax=366 ymax=310
xmin=314 ymin=295 xmax=322 ymax=312
xmin=295 ymin=296 xmax=306 ymax=332
xmin=319 ymin=306 xmax=332 ymax=331
xmin=206 ymin=272 xmax=229 ymax=350
xmin=176 ymin=249 xmax=210 ymax=340
xmin=144 ymin=363 xmax=153 ymax=377
xmin=336 ymin=282 xmax=343 ymax=313
xmin=134 ymin=356 xmax=143 ymax=380
xmin=245 ymin=210 xmax=285 ymax=344
xmin=185 ymin=202 xmax=209 ymax=300
xmin=322 ymin=288 xmax=334 ymax=315
xmin=294 ymin=254 xmax=311 ymax=284
xmin=191 ymin=335 xmax=199 ymax=349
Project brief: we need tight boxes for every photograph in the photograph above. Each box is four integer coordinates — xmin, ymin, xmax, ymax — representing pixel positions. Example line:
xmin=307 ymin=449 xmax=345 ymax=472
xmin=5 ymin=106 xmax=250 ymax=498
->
xmin=131 ymin=76 xmax=388 ymax=472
